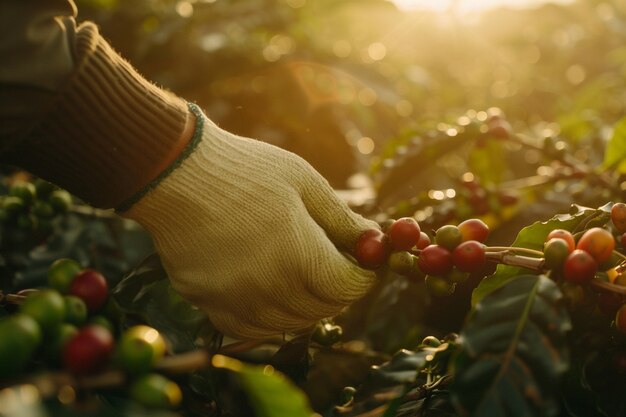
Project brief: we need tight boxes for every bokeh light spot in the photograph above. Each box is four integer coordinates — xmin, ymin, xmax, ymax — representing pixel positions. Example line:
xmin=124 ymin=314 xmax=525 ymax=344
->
xmin=368 ymin=42 xmax=387 ymax=61
xmin=395 ymin=100 xmax=414 ymax=117
xmin=566 ymin=64 xmax=586 ymax=85
xmin=175 ymin=1 xmax=194 ymax=18
xmin=357 ymin=137 xmax=376 ymax=154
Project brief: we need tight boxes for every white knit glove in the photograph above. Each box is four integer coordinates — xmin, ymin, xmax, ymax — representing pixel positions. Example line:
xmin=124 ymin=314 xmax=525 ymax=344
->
xmin=123 ymin=108 xmax=378 ymax=339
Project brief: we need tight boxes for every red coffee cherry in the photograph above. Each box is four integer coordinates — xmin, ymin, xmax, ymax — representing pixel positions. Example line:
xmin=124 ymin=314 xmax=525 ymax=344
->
xmin=563 ymin=249 xmax=597 ymax=285
xmin=417 ymin=245 xmax=453 ymax=276
xmin=69 ymin=269 xmax=109 ymax=312
xmin=452 ymin=241 xmax=487 ymax=273
xmin=611 ymin=203 xmax=626 ymax=234
xmin=576 ymin=227 xmax=615 ymax=264
xmin=387 ymin=217 xmax=421 ymax=251
xmin=457 ymin=219 xmax=490 ymax=243
xmin=415 ymin=232 xmax=431 ymax=250
xmin=62 ymin=325 xmax=114 ymax=375
xmin=355 ymin=229 xmax=389 ymax=269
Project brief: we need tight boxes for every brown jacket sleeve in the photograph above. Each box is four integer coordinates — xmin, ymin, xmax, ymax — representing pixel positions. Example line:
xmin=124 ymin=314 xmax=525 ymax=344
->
xmin=0 ymin=1 xmax=191 ymax=209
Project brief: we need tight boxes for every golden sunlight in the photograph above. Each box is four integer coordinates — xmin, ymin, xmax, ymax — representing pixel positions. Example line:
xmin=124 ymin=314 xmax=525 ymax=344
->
xmin=391 ymin=0 xmax=573 ymax=13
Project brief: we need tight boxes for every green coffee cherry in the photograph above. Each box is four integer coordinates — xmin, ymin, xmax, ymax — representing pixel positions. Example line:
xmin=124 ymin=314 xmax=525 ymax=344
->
xmin=388 ymin=251 xmax=415 ymax=275
xmin=9 ymin=182 xmax=36 ymax=204
xmin=49 ymin=190 xmax=72 ymax=213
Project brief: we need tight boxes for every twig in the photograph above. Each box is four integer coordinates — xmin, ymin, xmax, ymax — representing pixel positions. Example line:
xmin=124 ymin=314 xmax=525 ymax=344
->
xmin=486 ymin=251 xmax=545 ymax=271
xmin=590 ymin=279 xmax=626 ymax=296
xmin=486 ymin=246 xmax=545 ymax=258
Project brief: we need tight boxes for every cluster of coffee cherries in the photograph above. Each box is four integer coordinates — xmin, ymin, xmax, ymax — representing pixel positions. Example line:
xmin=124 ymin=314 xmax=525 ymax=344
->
xmin=543 ymin=227 xmax=615 ymax=285
xmin=354 ymin=217 xmax=490 ymax=296
xmin=543 ymin=203 xmax=626 ymax=334
xmin=0 ymin=179 xmax=72 ymax=244
xmin=0 ymin=258 xmax=181 ymax=409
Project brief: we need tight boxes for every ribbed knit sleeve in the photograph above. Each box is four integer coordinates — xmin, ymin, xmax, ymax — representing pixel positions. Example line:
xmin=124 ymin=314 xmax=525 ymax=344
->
xmin=1 ymin=22 xmax=190 ymax=209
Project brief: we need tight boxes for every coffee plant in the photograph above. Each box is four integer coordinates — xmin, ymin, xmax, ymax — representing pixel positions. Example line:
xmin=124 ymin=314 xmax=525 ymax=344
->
xmin=2 ymin=0 xmax=626 ymax=416
xmin=0 ymin=108 xmax=624 ymax=417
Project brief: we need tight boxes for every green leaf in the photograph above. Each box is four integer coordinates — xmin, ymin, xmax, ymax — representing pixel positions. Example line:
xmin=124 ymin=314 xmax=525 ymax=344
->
xmin=602 ymin=117 xmax=626 ymax=173
xmin=471 ymin=204 xmax=610 ymax=307
xmin=338 ymin=342 xmax=457 ymax=417
xmin=212 ymin=355 xmax=314 ymax=417
xmin=451 ymin=275 xmax=571 ymax=417
xmin=112 ymin=254 xmax=215 ymax=353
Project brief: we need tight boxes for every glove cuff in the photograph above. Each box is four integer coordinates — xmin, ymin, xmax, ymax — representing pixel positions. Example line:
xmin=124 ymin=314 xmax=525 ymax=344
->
xmin=3 ymin=22 xmax=190 ymax=208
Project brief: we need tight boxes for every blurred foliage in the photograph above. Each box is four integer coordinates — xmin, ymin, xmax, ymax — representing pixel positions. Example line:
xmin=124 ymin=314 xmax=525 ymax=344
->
xmin=74 ymin=0 xmax=626 ymax=189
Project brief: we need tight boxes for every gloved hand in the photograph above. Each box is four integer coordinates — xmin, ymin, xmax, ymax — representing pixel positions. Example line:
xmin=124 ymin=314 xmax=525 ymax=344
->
xmin=123 ymin=104 xmax=378 ymax=339
xmin=0 ymin=13 xmax=378 ymax=340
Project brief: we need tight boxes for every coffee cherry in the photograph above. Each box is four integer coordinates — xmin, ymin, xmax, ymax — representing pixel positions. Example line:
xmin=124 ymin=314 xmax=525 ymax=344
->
xmin=452 ymin=240 xmax=486 ymax=273
xmin=19 ymin=290 xmax=66 ymax=332
xmin=546 ymin=229 xmax=575 ymax=252
xmin=576 ymin=227 xmax=615 ymax=264
xmin=425 ymin=275 xmax=455 ymax=296
xmin=420 ymin=336 xmax=441 ymax=348
xmin=415 ymin=232 xmax=431 ymax=250
xmin=387 ymin=251 xmax=415 ymax=275
xmin=543 ymin=238 xmax=571 ymax=270
xmin=435 ymin=225 xmax=462 ymax=251
xmin=63 ymin=295 xmax=88 ymax=326
xmin=48 ymin=258 xmax=81 ymax=294
xmin=0 ymin=315 xmax=42 ymax=378
xmin=563 ymin=250 xmax=597 ymax=284
xmin=130 ymin=373 xmax=182 ymax=409
xmin=69 ymin=269 xmax=109 ymax=312
xmin=2 ymin=196 xmax=25 ymax=216
xmin=34 ymin=179 xmax=56 ymax=200
xmin=63 ymin=325 xmax=114 ymax=375
xmin=355 ymin=229 xmax=389 ymax=269
xmin=616 ymin=304 xmax=626 ymax=334
xmin=612 ymin=203 xmax=626 ymax=234
xmin=387 ymin=217 xmax=421 ymax=251
xmin=9 ymin=182 xmax=36 ymax=204
xmin=49 ymin=190 xmax=72 ymax=213
xmin=418 ymin=245 xmax=453 ymax=276
xmin=457 ymin=219 xmax=490 ymax=243
xmin=116 ymin=325 xmax=166 ymax=375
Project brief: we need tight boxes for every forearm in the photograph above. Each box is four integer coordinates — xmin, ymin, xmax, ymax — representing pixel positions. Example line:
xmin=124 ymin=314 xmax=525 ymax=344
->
xmin=0 ymin=1 xmax=192 ymax=209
